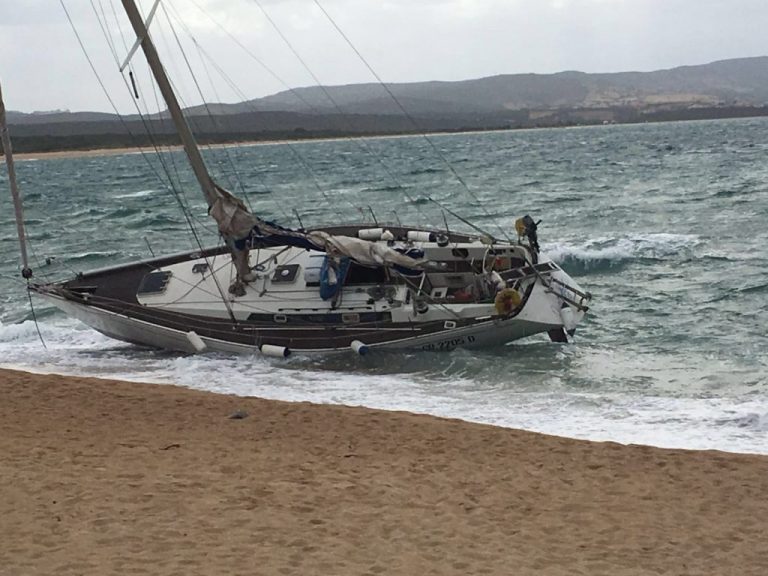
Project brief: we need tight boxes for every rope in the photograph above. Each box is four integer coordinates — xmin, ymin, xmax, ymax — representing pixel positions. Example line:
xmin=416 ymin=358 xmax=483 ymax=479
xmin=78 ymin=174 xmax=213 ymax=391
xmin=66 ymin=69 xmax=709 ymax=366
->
xmin=251 ymin=0 xmax=431 ymax=227
xmin=62 ymin=0 xmax=238 ymax=322
xmin=313 ymin=0 xmax=512 ymax=242
xmin=26 ymin=282 xmax=47 ymax=350
xmin=184 ymin=0 xmax=355 ymax=223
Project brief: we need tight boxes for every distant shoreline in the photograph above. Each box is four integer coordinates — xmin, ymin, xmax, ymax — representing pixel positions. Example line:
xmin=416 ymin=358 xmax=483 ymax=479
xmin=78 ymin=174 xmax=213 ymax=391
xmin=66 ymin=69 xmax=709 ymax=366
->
xmin=9 ymin=105 xmax=768 ymax=162
xmin=10 ymin=128 xmax=508 ymax=161
xmin=14 ymin=146 xmax=146 ymax=161
xmin=10 ymin=110 xmax=768 ymax=161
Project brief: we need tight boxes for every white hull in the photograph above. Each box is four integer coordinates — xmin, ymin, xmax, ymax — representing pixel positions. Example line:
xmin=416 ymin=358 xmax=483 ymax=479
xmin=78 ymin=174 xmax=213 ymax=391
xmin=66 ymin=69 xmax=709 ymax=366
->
xmin=33 ymin=228 xmax=589 ymax=357
xmin=42 ymin=282 xmax=562 ymax=355
xmin=39 ymin=287 xmax=566 ymax=356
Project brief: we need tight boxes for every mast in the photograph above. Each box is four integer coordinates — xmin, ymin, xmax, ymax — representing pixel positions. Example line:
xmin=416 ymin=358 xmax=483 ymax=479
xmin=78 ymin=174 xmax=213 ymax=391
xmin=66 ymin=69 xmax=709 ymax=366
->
xmin=0 ymin=82 xmax=32 ymax=279
xmin=120 ymin=0 xmax=219 ymax=208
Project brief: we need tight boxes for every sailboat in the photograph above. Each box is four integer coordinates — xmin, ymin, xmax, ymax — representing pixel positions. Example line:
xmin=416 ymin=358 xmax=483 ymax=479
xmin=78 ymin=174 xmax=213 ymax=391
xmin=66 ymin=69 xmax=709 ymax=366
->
xmin=4 ymin=0 xmax=591 ymax=357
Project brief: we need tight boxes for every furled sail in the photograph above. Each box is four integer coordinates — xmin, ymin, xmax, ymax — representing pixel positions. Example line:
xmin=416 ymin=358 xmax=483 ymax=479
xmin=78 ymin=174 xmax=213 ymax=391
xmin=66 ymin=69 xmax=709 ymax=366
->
xmin=212 ymin=184 xmax=425 ymax=272
xmin=306 ymin=231 xmax=426 ymax=271
xmin=209 ymin=185 xmax=259 ymax=240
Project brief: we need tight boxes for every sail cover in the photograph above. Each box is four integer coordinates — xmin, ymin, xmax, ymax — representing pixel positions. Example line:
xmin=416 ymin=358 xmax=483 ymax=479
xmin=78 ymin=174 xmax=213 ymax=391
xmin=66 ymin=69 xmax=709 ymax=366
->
xmin=307 ymin=231 xmax=426 ymax=271
xmin=210 ymin=185 xmax=425 ymax=273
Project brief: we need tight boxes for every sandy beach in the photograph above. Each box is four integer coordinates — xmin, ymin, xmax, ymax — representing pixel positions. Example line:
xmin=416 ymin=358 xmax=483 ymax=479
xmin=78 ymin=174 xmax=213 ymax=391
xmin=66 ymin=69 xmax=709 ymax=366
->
xmin=11 ymin=146 xmax=144 ymax=161
xmin=1 ymin=367 xmax=766 ymax=576
xmin=10 ymin=130 xmax=506 ymax=161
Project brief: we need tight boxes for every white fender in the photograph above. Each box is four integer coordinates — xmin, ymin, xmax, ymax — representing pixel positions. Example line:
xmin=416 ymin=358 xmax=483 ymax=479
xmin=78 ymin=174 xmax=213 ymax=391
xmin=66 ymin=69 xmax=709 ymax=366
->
xmin=261 ymin=344 xmax=291 ymax=358
xmin=186 ymin=331 xmax=207 ymax=353
xmin=407 ymin=230 xmax=432 ymax=242
xmin=358 ymin=228 xmax=383 ymax=241
xmin=350 ymin=340 xmax=369 ymax=356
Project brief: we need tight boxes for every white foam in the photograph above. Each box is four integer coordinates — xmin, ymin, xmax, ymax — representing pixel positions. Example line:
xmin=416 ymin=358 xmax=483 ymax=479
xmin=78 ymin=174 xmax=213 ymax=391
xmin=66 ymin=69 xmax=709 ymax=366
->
xmin=2 ymin=317 xmax=766 ymax=455
xmin=544 ymin=233 xmax=702 ymax=266
xmin=113 ymin=189 xmax=156 ymax=199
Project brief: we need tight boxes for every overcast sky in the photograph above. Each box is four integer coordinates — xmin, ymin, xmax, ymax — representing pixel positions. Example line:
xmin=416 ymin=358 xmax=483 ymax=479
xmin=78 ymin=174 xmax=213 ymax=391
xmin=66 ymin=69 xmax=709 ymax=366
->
xmin=2 ymin=0 xmax=768 ymax=113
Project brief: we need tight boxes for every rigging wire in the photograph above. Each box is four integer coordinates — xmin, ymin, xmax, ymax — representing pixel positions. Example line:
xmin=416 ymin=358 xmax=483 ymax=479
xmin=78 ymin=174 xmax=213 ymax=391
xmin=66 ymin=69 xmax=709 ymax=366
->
xmin=69 ymin=0 xmax=213 ymax=244
xmin=87 ymin=0 xmax=222 ymax=246
xmin=182 ymin=42 xmax=342 ymax=220
xmin=26 ymin=283 xmax=48 ymax=350
xmin=161 ymin=3 xmax=260 ymax=213
xmin=145 ymin=33 xmax=217 ymax=241
xmin=183 ymin=0 xmax=424 ymax=226
xmin=104 ymin=0 xmax=212 ymax=228
xmin=151 ymin=1 xmax=295 ymax=224
xmin=180 ymin=0 xmax=358 ymax=220
xmin=313 ymin=0 xmax=512 ymax=242
xmin=123 ymin=8 xmax=210 ymax=238
xmin=185 ymin=0 xmax=317 ymax=111
xmin=63 ymin=0 xmax=238 ymax=321
xmin=120 ymin=1 xmax=240 ymax=321
xmin=87 ymin=1 xmax=213 ymax=248
xmin=250 ymin=0 xmax=430 ymax=227
xmin=193 ymin=8 xmax=366 ymax=216
xmin=171 ymin=62 xmax=352 ymax=221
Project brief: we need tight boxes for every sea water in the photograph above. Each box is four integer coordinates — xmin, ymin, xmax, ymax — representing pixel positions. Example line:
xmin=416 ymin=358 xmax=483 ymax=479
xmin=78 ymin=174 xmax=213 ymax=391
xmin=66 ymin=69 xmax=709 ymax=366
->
xmin=1 ymin=119 xmax=766 ymax=454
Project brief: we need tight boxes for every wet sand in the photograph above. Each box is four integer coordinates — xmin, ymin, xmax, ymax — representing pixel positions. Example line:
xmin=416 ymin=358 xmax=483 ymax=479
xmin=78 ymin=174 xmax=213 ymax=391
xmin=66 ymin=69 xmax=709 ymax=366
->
xmin=12 ymin=146 xmax=146 ymax=161
xmin=11 ymin=143 xmax=241 ymax=161
xmin=1 ymin=367 xmax=767 ymax=575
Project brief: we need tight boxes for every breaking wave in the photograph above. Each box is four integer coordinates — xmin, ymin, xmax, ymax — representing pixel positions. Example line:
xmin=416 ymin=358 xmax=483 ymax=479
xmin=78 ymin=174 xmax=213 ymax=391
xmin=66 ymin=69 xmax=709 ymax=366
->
xmin=113 ymin=189 xmax=157 ymax=199
xmin=544 ymin=233 xmax=701 ymax=274
xmin=3 ymin=120 xmax=768 ymax=455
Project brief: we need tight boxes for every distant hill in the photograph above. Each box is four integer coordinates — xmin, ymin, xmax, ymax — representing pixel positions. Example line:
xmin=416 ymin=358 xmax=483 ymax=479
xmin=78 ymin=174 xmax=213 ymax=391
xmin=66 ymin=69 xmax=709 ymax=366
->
xmin=234 ymin=56 xmax=768 ymax=116
xmin=6 ymin=57 xmax=768 ymax=153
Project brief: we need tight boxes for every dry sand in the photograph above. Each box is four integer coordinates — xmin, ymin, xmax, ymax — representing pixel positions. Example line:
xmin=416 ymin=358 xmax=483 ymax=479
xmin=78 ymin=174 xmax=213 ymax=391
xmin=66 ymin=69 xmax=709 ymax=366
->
xmin=1 ymin=367 xmax=766 ymax=576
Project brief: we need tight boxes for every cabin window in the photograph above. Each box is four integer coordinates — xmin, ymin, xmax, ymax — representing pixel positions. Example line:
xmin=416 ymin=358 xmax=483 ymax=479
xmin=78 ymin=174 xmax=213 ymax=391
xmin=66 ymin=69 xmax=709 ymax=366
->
xmin=137 ymin=271 xmax=172 ymax=295
xmin=344 ymin=262 xmax=389 ymax=285
xmin=272 ymin=264 xmax=301 ymax=283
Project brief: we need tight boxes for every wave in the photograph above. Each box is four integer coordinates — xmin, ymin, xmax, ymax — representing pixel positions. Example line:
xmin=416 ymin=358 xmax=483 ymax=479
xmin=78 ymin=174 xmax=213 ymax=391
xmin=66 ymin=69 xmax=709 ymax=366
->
xmin=114 ymin=172 xmax=149 ymax=181
xmin=708 ymin=281 xmax=768 ymax=304
xmin=538 ymin=194 xmax=584 ymax=204
xmin=362 ymin=185 xmax=406 ymax=193
xmin=714 ymin=412 xmax=768 ymax=432
xmin=113 ymin=189 xmax=157 ymax=199
xmin=0 ymin=318 xmax=94 ymax=346
xmin=543 ymin=233 xmax=701 ymax=274
xmin=125 ymin=214 xmax=182 ymax=229
xmin=65 ymin=250 xmax=122 ymax=262
xmin=107 ymin=207 xmax=142 ymax=218
xmin=408 ymin=167 xmax=443 ymax=176
xmin=739 ymin=282 xmax=768 ymax=295
xmin=3 ymin=317 xmax=767 ymax=454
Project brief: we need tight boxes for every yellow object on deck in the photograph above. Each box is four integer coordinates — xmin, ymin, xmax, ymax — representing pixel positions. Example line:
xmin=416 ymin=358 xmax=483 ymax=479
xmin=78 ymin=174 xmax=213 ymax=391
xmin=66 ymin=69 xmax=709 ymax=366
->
xmin=494 ymin=288 xmax=522 ymax=315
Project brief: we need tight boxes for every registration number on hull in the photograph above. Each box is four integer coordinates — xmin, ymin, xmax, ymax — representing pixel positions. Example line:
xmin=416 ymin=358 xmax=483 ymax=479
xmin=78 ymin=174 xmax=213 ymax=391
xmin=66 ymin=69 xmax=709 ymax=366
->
xmin=421 ymin=334 xmax=476 ymax=351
